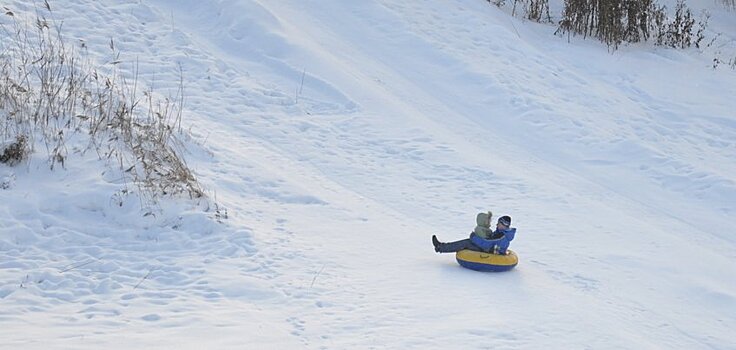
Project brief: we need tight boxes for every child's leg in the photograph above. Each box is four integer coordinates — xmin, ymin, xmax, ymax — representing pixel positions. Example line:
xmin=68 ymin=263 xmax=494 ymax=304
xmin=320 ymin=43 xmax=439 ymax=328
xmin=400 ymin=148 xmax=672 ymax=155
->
xmin=436 ymin=238 xmax=476 ymax=253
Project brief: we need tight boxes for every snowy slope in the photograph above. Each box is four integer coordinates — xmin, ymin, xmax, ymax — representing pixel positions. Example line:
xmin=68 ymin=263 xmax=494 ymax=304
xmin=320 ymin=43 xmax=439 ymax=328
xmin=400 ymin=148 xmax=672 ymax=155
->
xmin=1 ymin=0 xmax=735 ymax=349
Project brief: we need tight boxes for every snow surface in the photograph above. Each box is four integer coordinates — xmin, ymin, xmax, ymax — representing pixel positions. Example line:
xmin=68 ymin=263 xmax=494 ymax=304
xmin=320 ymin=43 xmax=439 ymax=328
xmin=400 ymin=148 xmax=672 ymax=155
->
xmin=1 ymin=0 xmax=735 ymax=349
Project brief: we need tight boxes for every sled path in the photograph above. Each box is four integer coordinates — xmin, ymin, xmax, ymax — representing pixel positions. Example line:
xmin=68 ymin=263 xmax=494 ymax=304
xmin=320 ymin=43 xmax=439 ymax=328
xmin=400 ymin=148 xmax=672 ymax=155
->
xmin=0 ymin=0 xmax=734 ymax=349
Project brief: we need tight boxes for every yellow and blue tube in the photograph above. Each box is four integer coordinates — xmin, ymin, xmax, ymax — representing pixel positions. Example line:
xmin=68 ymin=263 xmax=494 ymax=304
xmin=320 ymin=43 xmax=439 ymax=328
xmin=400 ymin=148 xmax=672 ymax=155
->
xmin=455 ymin=249 xmax=518 ymax=272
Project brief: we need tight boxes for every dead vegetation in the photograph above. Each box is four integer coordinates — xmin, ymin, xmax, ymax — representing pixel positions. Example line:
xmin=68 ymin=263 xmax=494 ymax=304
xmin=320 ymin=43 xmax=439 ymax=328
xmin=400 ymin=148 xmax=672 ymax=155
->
xmin=0 ymin=3 xmax=203 ymax=204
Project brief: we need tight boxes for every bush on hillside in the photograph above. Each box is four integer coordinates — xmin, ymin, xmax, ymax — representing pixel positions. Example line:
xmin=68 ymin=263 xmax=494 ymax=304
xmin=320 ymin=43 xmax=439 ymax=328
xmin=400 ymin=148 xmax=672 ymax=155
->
xmin=654 ymin=0 xmax=708 ymax=49
xmin=555 ymin=0 xmax=707 ymax=50
xmin=488 ymin=0 xmax=552 ymax=23
xmin=515 ymin=0 xmax=552 ymax=22
xmin=0 ymin=4 xmax=203 ymax=203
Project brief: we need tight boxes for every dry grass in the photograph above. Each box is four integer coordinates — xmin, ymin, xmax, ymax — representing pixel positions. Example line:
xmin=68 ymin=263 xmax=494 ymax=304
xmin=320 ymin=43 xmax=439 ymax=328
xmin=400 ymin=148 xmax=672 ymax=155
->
xmin=0 ymin=4 xmax=203 ymax=204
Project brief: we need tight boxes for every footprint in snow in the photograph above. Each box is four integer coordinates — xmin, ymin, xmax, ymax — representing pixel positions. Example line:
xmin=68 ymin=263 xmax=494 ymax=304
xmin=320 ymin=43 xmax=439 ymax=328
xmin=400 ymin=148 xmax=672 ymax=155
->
xmin=142 ymin=314 xmax=161 ymax=322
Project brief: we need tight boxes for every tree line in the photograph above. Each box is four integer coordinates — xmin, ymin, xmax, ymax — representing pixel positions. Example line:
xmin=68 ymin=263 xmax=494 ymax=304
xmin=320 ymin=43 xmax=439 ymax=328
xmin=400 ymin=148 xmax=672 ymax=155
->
xmin=490 ymin=0 xmax=718 ymax=50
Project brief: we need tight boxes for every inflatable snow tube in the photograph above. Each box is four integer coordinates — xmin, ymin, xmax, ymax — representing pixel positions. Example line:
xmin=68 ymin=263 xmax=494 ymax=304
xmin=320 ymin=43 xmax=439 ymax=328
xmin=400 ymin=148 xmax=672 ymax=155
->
xmin=455 ymin=249 xmax=518 ymax=272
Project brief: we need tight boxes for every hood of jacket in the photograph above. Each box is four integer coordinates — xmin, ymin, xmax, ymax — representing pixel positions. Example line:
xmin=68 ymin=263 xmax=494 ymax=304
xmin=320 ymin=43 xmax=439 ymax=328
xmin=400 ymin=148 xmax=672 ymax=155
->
xmin=476 ymin=212 xmax=491 ymax=228
xmin=474 ymin=212 xmax=493 ymax=238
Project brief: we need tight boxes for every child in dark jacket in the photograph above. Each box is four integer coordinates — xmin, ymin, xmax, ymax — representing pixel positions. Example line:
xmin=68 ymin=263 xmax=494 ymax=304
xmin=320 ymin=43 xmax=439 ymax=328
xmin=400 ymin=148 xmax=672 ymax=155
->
xmin=432 ymin=214 xmax=516 ymax=255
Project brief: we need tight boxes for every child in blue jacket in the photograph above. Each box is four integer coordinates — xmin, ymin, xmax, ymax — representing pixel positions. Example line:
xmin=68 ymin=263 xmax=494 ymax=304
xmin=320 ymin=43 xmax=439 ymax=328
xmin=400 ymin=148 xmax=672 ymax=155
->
xmin=432 ymin=214 xmax=516 ymax=255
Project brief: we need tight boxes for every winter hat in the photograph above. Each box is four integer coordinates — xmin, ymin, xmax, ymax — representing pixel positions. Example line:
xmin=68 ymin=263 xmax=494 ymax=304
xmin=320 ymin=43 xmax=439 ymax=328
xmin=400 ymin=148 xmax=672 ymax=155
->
xmin=498 ymin=215 xmax=511 ymax=227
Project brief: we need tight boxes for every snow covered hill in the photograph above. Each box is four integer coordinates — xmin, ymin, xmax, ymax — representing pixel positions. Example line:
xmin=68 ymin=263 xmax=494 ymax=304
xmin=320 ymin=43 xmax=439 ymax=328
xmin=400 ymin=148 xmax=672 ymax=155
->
xmin=1 ymin=0 xmax=735 ymax=349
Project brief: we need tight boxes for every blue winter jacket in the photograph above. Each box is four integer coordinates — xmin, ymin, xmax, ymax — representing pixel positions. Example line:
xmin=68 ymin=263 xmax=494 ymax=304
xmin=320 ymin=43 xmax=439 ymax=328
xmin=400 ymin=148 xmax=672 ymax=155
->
xmin=469 ymin=228 xmax=516 ymax=254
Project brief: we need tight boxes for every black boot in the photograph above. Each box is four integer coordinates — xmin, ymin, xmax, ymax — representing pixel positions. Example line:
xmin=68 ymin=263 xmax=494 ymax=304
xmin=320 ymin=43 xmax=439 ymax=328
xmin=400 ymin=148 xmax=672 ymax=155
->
xmin=432 ymin=235 xmax=440 ymax=252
